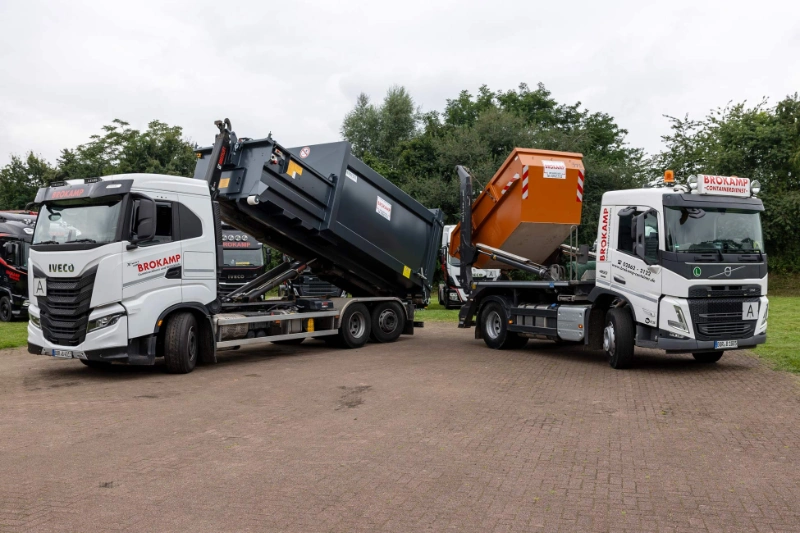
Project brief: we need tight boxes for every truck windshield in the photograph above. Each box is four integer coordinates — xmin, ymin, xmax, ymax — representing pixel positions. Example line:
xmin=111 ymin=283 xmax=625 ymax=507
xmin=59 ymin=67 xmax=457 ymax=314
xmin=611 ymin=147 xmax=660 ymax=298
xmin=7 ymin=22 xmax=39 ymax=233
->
xmin=33 ymin=201 xmax=122 ymax=245
xmin=664 ymin=206 xmax=764 ymax=253
xmin=223 ymin=249 xmax=264 ymax=267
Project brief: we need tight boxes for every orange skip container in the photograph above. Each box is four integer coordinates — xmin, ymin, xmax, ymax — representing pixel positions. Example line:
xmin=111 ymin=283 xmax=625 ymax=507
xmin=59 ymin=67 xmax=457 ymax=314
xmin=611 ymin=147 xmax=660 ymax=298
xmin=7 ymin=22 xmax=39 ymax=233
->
xmin=451 ymin=148 xmax=585 ymax=269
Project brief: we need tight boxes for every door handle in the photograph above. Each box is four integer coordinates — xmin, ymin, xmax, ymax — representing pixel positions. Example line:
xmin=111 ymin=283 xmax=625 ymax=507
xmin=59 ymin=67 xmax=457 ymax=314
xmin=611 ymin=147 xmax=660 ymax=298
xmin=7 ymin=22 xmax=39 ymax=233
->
xmin=613 ymin=276 xmax=626 ymax=285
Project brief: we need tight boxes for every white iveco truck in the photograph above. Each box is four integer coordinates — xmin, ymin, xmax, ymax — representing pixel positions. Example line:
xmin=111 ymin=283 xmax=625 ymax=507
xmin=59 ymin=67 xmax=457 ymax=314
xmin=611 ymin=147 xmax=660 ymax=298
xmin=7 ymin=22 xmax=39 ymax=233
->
xmin=26 ymin=120 xmax=443 ymax=373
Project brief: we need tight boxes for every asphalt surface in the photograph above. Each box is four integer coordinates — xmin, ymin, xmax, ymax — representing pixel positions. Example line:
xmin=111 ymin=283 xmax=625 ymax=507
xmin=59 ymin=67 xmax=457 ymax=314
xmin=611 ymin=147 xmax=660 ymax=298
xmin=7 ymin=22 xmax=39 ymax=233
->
xmin=1 ymin=323 xmax=799 ymax=532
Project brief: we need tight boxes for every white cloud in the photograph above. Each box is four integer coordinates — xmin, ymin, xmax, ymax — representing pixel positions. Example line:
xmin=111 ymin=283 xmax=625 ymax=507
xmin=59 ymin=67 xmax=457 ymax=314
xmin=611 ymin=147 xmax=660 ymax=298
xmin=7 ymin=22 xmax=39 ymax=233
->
xmin=1 ymin=0 xmax=798 ymax=167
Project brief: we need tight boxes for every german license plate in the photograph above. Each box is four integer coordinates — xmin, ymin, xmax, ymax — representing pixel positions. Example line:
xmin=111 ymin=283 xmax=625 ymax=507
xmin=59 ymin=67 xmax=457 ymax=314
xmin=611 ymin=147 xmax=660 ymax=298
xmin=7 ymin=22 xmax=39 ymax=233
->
xmin=51 ymin=349 xmax=74 ymax=359
xmin=714 ymin=340 xmax=738 ymax=349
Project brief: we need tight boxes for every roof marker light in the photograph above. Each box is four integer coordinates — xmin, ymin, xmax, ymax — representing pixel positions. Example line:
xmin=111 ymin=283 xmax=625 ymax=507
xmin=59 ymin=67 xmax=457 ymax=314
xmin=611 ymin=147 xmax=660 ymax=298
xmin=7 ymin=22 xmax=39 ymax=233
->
xmin=687 ymin=175 xmax=698 ymax=190
xmin=751 ymin=180 xmax=761 ymax=195
xmin=664 ymin=170 xmax=674 ymax=183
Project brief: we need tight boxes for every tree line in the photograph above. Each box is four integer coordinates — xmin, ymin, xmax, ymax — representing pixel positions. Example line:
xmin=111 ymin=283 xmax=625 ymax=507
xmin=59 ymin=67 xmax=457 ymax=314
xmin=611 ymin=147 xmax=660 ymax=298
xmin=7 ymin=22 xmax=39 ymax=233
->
xmin=1 ymin=84 xmax=798 ymax=271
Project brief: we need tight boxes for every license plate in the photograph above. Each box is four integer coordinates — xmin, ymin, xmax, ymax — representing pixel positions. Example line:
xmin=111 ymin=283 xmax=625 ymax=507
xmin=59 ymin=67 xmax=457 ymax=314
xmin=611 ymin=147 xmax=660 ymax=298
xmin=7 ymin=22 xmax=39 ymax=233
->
xmin=714 ymin=340 xmax=738 ymax=349
xmin=52 ymin=349 xmax=74 ymax=359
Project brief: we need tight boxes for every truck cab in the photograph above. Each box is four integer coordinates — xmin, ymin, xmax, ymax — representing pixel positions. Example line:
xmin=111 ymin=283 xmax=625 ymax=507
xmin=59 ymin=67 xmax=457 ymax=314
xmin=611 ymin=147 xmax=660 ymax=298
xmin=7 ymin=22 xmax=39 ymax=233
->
xmin=439 ymin=224 xmax=499 ymax=309
xmin=0 ymin=211 xmax=36 ymax=321
xmin=594 ymin=175 xmax=768 ymax=361
xmin=27 ymin=175 xmax=218 ymax=365
xmin=219 ymin=224 xmax=267 ymax=297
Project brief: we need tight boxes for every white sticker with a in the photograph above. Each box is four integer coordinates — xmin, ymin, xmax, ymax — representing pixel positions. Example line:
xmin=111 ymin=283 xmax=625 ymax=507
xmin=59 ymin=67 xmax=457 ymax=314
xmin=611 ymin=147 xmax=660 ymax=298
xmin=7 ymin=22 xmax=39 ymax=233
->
xmin=376 ymin=196 xmax=392 ymax=221
xmin=542 ymin=160 xmax=567 ymax=179
xmin=346 ymin=169 xmax=358 ymax=183
xmin=33 ymin=278 xmax=47 ymax=297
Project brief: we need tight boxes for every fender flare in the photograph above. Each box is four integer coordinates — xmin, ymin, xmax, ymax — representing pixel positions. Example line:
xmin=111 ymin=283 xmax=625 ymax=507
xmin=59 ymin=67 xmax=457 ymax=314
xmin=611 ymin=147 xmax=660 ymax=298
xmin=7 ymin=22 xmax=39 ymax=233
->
xmin=588 ymin=287 xmax=635 ymax=319
xmin=473 ymin=293 xmax=513 ymax=340
xmin=153 ymin=302 xmax=217 ymax=364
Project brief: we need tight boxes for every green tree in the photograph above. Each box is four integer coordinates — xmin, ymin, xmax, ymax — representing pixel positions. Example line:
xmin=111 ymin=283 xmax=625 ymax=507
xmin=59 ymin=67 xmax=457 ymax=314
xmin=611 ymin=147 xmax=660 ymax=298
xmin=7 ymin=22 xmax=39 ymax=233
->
xmin=654 ymin=94 xmax=800 ymax=271
xmin=58 ymin=119 xmax=197 ymax=180
xmin=0 ymin=153 xmax=57 ymax=210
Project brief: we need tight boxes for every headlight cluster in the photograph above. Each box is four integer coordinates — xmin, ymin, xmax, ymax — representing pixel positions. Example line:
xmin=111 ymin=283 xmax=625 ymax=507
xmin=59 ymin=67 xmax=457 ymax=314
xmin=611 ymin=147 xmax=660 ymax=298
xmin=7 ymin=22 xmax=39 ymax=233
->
xmin=667 ymin=305 xmax=690 ymax=333
xmin=29 ymin=315 xmax=41 ymax=329
xmin=87 ymin=312 xmax=125 ymax=333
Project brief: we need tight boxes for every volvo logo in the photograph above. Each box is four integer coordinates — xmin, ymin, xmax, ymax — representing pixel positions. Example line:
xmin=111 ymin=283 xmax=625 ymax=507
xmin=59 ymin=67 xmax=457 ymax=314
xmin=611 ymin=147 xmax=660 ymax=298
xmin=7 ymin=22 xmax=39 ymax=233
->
xmin=709 ymin=265 xmax=745 ymax=279
xmin=48 ymin=264 xmax=75 ymax=273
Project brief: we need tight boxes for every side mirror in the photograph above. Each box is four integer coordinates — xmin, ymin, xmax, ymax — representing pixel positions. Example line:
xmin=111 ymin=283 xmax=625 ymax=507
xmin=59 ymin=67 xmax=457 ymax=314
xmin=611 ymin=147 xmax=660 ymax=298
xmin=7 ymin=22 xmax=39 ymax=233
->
xmin=130 ymin=198 xmax=156 ymax=247
xmin=3 ymin=242 xmax=17 ymax=264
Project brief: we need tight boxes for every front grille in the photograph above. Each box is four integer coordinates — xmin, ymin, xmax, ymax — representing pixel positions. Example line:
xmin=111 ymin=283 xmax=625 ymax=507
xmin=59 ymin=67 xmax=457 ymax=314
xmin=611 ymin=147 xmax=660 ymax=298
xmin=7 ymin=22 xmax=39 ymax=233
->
xmin=38 ymin=267 xmax=97 ymax=346
xmin=688 ymin=296 xmax=759 ymax=341
xmin=697 ymin=322 xmax=755 ymax=338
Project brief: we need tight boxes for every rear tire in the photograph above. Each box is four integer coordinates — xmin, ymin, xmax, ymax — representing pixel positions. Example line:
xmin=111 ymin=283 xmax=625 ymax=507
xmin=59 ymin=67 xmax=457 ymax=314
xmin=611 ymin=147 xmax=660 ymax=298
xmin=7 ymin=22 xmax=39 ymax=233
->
xmin=604 ymin=308 xmax=635 ymax=369
xmin=370 ymin=302 xmax=405 ymax=343
xmin=336 ymin=303 xmax=371 ymax=349
xmin=693 ymin=351 xmax=724 ymax=364
xmin=0 ymin=297 xmax=12 ymax=322
xmin=163 ymin=312 xmax=198 ymax=374
xmin=480 ymin=302 xmax=528 ymax=350
xmin=80 ymin=359 xmax=112 ymax=369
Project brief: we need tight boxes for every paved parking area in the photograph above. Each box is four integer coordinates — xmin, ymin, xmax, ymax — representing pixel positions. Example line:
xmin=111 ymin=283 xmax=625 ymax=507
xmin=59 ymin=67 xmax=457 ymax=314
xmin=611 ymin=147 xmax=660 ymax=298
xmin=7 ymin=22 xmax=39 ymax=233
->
xmin=1 ymin=323 xmax=799 ymax=532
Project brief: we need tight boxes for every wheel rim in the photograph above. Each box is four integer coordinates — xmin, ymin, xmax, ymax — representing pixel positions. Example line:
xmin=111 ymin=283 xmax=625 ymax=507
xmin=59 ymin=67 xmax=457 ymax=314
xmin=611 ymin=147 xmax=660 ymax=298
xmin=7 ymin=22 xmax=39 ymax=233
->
xmin=349 ymin=312 xmax=366 ymax=338
xmin=485 ymin=310 xmax=502 ymax=340
xmin=603 ymin=322 xmax=616 ymax=355
xmin=188 ymin=326 xmax=197 ymax=362
xmin=377 ymin=308 xmax=397 ymax=334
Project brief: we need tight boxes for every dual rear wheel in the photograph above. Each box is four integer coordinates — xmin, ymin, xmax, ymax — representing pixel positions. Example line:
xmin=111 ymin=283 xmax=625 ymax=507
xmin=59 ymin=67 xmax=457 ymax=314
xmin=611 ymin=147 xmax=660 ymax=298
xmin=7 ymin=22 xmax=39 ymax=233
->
xmin=325 ymin=302 xmax=406 ymax=348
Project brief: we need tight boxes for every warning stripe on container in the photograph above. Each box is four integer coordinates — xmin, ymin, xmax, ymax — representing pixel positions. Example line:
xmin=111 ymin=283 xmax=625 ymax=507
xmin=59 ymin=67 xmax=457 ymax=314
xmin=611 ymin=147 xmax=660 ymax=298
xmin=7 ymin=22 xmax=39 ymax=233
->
xmin=576 ymin=170 xmax=584 ymax=202
xmin=521 ymin=166 xmax=529 ymax=199
xmin=501 ymin=173 xmax=520 ymax=195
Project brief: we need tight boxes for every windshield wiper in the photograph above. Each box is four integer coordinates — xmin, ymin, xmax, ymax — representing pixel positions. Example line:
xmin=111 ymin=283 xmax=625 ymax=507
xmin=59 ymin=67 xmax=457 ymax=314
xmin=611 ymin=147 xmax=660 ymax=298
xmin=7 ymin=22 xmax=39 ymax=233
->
xmin=35 ymin=240 xmax=60 ymax=245
xmin=65 ymin=238 xmax=97 ymax=244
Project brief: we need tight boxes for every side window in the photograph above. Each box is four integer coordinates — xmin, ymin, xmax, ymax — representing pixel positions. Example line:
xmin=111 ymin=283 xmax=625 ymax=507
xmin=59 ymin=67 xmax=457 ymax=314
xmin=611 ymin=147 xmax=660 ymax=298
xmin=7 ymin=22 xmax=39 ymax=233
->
xmin=151 ymin=203 xmax=173 ymax=244
xmin=617 ymin=212 xmax=635 ymax=254
xmin=643 ymin=211 xmax=659 ymax=263
xmin=178 ymin=203 xmax=203 ymax=240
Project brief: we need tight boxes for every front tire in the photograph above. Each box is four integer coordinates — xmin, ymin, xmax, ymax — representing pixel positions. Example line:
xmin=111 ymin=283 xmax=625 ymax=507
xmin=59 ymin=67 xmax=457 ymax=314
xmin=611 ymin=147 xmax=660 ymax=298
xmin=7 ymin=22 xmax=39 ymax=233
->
xmin=370 ymin=302 xmax=405 ymax=343
xmin=604 ymin=308 xmax=635 ymax=369
xmin=0 ymin=296 xmax=12 ymax=322
xmin=336 ymin=303 xmax=371 ymax=349
xmin=163 ymin=312 xmax=198 ymax=374
xmin=480 ymin=302 xmax=528 ymax=350
xmin=693 ymin=351 xmax=724 ymax=364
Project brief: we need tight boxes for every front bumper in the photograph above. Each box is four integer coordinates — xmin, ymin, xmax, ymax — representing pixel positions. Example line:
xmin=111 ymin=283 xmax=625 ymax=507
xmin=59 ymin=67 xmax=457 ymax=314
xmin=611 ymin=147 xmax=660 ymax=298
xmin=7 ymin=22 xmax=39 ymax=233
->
xmin=658 ymin=333 xmax=766 ymax=353
xmin=28 ymin=312 xmax=155 ymax=365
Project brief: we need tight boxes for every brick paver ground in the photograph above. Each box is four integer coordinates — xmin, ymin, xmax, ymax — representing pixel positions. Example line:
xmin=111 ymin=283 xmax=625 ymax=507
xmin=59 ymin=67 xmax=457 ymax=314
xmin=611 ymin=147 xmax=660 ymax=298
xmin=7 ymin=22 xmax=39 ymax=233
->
xmin=1 ymin=323 xmax=799 ymax=532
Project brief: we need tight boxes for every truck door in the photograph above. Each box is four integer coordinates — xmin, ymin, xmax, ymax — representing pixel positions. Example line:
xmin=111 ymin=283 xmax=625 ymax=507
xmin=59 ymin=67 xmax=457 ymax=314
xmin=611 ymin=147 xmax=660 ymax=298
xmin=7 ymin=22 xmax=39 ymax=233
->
xmin=608 ymin=207 xmax=662 ymax=327
xmin=122 ymin=197 xmax=183 ymax=338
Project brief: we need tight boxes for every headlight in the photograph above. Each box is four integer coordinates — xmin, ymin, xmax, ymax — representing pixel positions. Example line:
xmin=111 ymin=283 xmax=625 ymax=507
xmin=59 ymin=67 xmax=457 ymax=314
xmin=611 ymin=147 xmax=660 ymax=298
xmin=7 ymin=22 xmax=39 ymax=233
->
xmin=667 ymin=305 xmax=689 ymax=333
xmin=87 ymin=312 xmax=125 ymax=333
xmin=23 ymin=299 xmax=30 ymax=307
xmin=29 ymin=315 xmax=41 ymax=329
xmin=761 ymin=302 xmax=768 ymax=329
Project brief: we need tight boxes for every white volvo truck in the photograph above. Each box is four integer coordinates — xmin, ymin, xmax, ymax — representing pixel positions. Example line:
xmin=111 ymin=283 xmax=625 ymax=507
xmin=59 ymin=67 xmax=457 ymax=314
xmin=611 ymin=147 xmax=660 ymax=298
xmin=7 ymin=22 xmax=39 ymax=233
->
xmin=454 ymin=155 xmax=769 ymax=369
xmin=27 ymin=121 xmax=443 ymax=373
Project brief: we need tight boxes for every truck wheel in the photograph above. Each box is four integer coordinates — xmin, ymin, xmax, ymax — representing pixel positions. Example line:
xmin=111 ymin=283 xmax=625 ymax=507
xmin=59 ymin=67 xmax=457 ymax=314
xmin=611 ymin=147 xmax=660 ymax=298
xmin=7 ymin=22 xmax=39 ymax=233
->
xmin=370 ymin=302 xmax=405 ymax=343
xmin=604 ymin=308 xmax=635 ymax=369
xmin=693 ymin=351 xmax=724 ymax=364
xmin=480 ymin=302 xmax=527 ymax=350
xmin=0 ymin=297 xmax=12 ymax=322
xmin=80 ymin=360 xmax=112 ymax=369
xmin=336 ymin=303 xmax=371 ymax=348
xmin=163 ymin=312 xmax=198 ymax=374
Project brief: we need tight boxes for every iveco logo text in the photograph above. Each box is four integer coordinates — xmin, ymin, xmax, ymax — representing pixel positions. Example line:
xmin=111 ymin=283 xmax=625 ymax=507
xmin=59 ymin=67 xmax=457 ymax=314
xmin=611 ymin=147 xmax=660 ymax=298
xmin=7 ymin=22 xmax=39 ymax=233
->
xmin=49 ymin=264 xmax=75 ymax=273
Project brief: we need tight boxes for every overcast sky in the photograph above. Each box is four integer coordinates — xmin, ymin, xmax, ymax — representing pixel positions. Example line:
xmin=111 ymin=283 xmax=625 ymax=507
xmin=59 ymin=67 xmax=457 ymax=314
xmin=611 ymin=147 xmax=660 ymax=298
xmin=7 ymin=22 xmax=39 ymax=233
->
xmin=1 ymin=0 xmax=798 ymax=167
